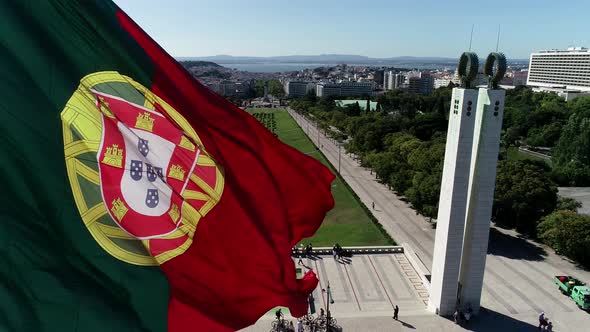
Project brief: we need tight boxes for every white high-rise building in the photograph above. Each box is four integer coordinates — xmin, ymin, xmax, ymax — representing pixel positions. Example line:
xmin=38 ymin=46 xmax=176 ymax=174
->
xmin=527 ymin=47 xmax=590 ymax=92
xmin=434 ymin=78 xmax=452 ymax=89
xmin=384 ymin=71 xmax=404 ymax=90
xmin=384 ymin=71 xmax=393 ymax=90
xmin=394 ymin=73 xmax=405 ymax=89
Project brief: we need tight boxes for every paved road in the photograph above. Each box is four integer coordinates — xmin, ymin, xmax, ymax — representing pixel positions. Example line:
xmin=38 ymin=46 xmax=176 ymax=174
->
xmin=287 ymin=108 xmax=590 ymax=331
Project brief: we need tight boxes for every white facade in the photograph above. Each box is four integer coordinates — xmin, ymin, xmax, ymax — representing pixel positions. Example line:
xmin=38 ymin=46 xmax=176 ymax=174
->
xmin=384 ymin=71 xmax=393 ymax=90
xmin=527 ymin=47 xmax=590 ymax=92
xmin=434 ymin=78 xmax=452 ymax=89
xmin=428 ymin=88 xmax=478 ymax=315
xmin=384 ymin=71 xmax=405 ymax=90
xmin=394 ymin=73 xmax=405 ymax=89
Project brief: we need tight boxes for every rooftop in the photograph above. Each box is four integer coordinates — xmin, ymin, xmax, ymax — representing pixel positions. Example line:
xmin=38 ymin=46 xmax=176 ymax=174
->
xmin=537 ymin=47 xmax=589 ymax=53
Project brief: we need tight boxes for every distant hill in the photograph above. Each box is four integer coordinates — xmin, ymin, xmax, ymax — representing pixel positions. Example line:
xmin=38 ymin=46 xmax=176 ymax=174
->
xmin=176 ymin=54 xmax=528 ymax=67
xmin=180 ymin=60 xmax=231 ymax=79
xmin=177 ymin=54 xmax=455 ymax=64
xmin=179 ymin=60 xmax=222 ymax=68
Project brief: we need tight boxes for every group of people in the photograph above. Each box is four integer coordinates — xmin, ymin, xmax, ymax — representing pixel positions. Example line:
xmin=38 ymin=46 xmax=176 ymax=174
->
xmin=453 ymin=306 xmax=473 ymax=325
xmin=274 ymin=309 xmax=301 ymax=332
xmin=294 ymin=243 xmax=314 ymax=265
xmin=274 ymin=308 xmax=333 ymax=332
xmin=538 ymin=312 xmax=553 ymax=331
xmin=332 ymin=243 xmax=344 ymax=259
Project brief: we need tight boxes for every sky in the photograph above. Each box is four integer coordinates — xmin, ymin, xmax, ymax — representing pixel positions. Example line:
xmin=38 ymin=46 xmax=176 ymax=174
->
xmin=115 ymin=0 xmax=590 ymax=59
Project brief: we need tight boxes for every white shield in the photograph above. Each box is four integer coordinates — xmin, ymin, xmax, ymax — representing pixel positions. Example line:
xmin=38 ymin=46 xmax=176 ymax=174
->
xmin=119 ymin=122 xmax=175 ymax=216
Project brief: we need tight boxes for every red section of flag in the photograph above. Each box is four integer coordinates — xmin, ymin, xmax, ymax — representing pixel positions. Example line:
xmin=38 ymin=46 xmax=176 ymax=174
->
xmin=117 ymin=9 xmax=334 ymax=332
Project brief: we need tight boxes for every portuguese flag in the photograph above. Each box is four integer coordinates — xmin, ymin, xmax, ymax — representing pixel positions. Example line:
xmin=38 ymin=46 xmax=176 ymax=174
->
xmin=0 ymin=1 xmax=334 ymax=331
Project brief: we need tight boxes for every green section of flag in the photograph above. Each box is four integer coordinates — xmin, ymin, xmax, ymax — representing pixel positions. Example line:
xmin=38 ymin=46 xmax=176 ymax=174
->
xmin=0 ymin=1 xmax=169 ymax=331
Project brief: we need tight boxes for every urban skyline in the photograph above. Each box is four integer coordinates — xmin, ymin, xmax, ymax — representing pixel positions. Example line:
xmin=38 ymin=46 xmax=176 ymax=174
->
xmin=115 ymin=0 xmax=590 ymax=59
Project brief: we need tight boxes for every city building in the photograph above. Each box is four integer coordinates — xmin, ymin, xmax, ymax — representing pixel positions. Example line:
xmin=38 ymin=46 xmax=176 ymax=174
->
xmin=384 ymin=71 xmax=406 ymax=91
xmin=527 ymin=47 xmax=590 ymax=99
xmin=406 ymin=72 xmax=434 ymax=95
xmin=451 ymin=69 xmax=462 ymax=85
xmin=434 ymin=78 xmax=453 ymax=89
xmin=394 ymin=73 xmax=405 ymax=89
xmin=207 ymin=80 xmax=252 ymax=98
xmin=408 ymin=76 xmax=421 ymax=94
xmin=285 ymin=81 xmax=315 ymax=98
xmin=373 ymin=70 xmax=384 ymax=87
xmin=316 ymin=83 xmax=341 ymax=98
xmin=512 ymin=70 xmax=528 ymax=86
xmin=419 ymin=72 xmax=434 ymax=95
xmin=383 ymin=71 xmax=391 ymax=90
xmin=316 ymin=81 xmax=374 ymax=97
xmin=340 ymin=81 xmax=374 ymax=96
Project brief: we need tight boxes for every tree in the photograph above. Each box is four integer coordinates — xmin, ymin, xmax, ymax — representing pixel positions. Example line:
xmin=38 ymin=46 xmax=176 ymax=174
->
xmin=268 ymin=79 xmax=285 ymax=98
xmin=556 ymin=197 xmax=582 ymax=212
xmin=553 ymin=160 xmax=590 ymax=186
xmin=343 ymin=102 xmax=361 ymax=117
xmin=364 ymin=152 xmax=397 ymax=183
xmin=524 ymin=122 xmax=563 ymax=147
xmin=253 ymin=79 xmax=285 ymax=98
xmin=433 ymin=96 xmax=446 ymax=116
xmin=502 ymin=126 xmax=522 ymax=148
xmin=552 ymin=97 xmax=590 ymax=185
xmin=409 ymin=112 xmax=447 ymax=141
xmin=493 ymin=160 xmax=558 ymax=233
xmin=537 ymin=211 xmax=590 ymax=267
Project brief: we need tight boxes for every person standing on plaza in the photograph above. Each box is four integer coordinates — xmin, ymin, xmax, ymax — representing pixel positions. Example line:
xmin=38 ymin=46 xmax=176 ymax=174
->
xmin=275 ymin=308 xmax=283 ymax=326
xmin=297 ymin=318 xmax=303 ymax=332
xmin=393 ymin=305 xmax=399 ymax=320
xmin=538 ymin=311 xmax=546 ymax=329
xmin=297 ymin=243 xmax=305 ymax=265
xmin=546 ymin=321 xmax=553 ymax=331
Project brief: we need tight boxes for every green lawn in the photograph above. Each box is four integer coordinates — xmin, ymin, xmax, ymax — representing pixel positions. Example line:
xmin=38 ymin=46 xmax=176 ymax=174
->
xmin=248 ymin=108 xmax=392 ymax=246
xmin=506 ymin=146 xmax=552 ymax=166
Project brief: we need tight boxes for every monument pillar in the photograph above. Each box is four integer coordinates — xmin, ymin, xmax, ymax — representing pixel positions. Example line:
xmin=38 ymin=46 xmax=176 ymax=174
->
xmin=428 ymin=87 xmax=478 ymax=315
xmin=458 ymin=53 xmax=507 ymax=313
xmin=428 ymin=52 xmax=479 ymax=315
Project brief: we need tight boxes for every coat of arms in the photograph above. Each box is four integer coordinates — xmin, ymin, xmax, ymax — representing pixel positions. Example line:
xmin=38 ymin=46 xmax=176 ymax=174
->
xmin=61 ymin=71 xmax=224 ymax=265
